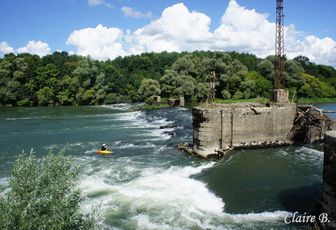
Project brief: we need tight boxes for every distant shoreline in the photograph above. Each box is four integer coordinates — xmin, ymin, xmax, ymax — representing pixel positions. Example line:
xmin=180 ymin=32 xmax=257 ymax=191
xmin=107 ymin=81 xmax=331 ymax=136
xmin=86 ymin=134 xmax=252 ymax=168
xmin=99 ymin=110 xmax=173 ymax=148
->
xmin=1 ymin=97 xmax=336 ymax=109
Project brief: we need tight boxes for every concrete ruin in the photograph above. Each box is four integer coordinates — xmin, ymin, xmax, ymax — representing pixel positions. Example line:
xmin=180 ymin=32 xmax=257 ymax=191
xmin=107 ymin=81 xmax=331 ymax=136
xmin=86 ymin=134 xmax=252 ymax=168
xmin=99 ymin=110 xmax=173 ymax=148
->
xmin=189 ymin=100 xmax=335 ymax=158
xmin=179 ymin=99 xmax=334 ymax=159
xmin=322 ymin=131 xmax=336 ymax=229
xmin=272 ymin=89 xmax=289 ymax=103
xmin=168 ymin=97 xmax=185 ymax=107
xmin=152 ymin=96 xmax=161 ymax=105
xmin=192 ymin=103 xmax=297 ymax=158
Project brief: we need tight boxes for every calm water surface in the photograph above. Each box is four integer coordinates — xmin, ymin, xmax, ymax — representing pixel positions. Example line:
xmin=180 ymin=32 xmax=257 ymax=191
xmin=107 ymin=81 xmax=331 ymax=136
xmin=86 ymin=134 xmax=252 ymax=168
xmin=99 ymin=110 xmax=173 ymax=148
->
xmin=0 ymin=103 xmax=335 ymax=229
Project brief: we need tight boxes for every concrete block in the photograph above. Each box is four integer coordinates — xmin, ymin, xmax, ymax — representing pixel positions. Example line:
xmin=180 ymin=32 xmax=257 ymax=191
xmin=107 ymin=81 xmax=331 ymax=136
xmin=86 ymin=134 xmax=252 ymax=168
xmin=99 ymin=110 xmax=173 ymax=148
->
xmin=323 ymin=131 xmax=336 ymax=229
xmin=192 ymin=103 xmax=296 ymax=157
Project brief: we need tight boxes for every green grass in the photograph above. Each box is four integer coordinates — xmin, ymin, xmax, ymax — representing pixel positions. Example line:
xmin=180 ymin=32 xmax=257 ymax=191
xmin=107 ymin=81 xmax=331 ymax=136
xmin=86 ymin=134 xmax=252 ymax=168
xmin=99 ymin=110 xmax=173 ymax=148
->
xmin=133 ymin=103 xmax=170 ymax=111
xmin=133 ymin=97 xmax=336 ymax=110
xmin=160 ymin=97 xmax=169 ymax=104
xmin=214 ymin=97 xmax=270 ymax=104
xmin=133 ymin=97 xmax=198 ymax=110
xmin=215 ymin=97 xmax=336 ymax=105
xmin=296 ymin=98 xmax=336 ymax=104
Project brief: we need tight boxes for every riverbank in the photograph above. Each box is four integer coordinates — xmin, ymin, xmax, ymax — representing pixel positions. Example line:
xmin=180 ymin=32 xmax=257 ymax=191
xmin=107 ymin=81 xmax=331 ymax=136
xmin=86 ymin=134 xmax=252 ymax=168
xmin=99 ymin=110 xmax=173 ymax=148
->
xmin=215 ymin=97 xmax=336 ymax=105
xmin=2 ymin=97 xmax=336 ymax=110
xmin=137 ymin=97 xmax=336 ymax=110
xmin=297 ymin=98 xmax=336 ymax=104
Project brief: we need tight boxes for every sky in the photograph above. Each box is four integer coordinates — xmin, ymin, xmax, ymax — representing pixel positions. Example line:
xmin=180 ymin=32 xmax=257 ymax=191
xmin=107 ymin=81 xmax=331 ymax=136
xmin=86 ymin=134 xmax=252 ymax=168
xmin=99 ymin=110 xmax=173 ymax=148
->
xmin=0 ymin=0 xmax=335 ymax=66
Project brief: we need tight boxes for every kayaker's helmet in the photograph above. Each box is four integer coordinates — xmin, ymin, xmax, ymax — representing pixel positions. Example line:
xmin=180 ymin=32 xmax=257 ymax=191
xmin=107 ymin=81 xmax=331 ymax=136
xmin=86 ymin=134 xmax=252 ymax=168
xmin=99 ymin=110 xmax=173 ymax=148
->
xmin=103 ymin=143 xmax=106 ymax=146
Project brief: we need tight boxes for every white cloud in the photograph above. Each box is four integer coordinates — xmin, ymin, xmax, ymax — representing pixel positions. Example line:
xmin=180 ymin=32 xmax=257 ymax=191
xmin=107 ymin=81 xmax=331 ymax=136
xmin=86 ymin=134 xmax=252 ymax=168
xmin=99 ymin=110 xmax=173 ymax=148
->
xmin=66 ymin=24 xmax=126 ymax=60
xmin=302 ymin=36 xmax=336 ymax=66
xmin=286 ymin=34 xmax=336 ymax=66
xmin=213 ymin=0 xmax=275 ymax=56
xmin=17 ymin=40 xmax=51 ymax=56
xmin=88 ymin=0 xmax=102 ymax=6
xmin=88 ymin=0 xmax=113 ymax=8
xmin=0 ymin=41 xmax=14 ymax=54
xmin=67 ymin=0 xmax=336 ymax=66
xmin=132 ymin=3 xmax=212 ymax=52
xmin=121 ymin=6 xmax=153 ymax=18
xmin=212 ymin=0 xmax=336 ymax=66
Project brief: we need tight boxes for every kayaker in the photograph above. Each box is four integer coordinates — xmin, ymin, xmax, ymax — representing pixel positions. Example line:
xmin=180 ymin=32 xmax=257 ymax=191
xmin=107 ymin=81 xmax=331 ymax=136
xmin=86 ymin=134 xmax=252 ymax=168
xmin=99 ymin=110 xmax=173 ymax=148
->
xmin=101 ymin=144 xmax=107 ymax=151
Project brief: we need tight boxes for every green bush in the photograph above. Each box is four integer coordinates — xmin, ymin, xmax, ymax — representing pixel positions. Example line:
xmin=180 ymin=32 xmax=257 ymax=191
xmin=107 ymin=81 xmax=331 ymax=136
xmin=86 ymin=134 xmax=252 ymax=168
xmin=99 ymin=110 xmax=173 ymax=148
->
xmin=221 ymin=90 xmax=231 ymax=99
xmin=0 ymin=152 xmax=98 ymax=230
xmin=243 ymin=88 xmax=252 ymax=99
xmin=138 ymin=78 xmax=161 ymax=103
xmin=104 ymin=93 xmax=120 ymax=104
xmin=232 ymin=91 xmax=244 ymax=100
xmin=299 ymin=74 xmax=336 ymax=98
xmin=16 ymin=98 xmax=31 ymax=107
xmin=104 ymin=93 xmax=132 ymax=104
xmin=37 ymin=87 xmax=55 ymax=106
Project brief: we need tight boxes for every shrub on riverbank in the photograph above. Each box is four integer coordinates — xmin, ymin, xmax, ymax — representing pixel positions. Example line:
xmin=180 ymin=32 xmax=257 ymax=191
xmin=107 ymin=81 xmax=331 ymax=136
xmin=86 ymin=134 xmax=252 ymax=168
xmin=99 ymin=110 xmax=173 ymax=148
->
xmin=0 ymin=152 xmax=98 ymax=230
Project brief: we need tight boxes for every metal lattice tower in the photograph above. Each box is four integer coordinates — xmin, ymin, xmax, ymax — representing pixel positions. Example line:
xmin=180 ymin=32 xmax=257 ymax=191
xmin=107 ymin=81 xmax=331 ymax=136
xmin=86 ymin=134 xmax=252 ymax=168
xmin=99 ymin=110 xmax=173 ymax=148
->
xmin=275 ymin=0 xmax=285 ymax=89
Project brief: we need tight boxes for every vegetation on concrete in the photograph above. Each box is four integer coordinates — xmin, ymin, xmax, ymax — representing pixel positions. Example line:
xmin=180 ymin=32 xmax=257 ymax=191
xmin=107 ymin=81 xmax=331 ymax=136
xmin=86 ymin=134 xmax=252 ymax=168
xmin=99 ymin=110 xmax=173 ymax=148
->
xmin=0 ymin=152 xmax=98 ymax=230
xmin=0 ymin=51 xmax=335 ymax=107
xmin=214 ymin=97 xmax=270 ymax=104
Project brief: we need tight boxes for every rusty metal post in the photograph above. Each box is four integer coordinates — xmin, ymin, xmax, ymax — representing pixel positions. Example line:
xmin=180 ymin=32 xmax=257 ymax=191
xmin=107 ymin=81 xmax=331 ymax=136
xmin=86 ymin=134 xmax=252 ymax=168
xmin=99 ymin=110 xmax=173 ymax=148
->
xmin=275 ymin=0 xmax=285 ymax=89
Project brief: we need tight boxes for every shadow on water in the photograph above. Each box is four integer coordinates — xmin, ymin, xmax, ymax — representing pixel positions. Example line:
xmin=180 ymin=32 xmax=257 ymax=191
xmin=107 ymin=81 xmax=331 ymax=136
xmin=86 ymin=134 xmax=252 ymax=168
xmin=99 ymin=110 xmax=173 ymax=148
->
xmin=196 ymin=145 xmax=324 ymax=215
xmin=278 ymin=182 xmax=322 ymax=213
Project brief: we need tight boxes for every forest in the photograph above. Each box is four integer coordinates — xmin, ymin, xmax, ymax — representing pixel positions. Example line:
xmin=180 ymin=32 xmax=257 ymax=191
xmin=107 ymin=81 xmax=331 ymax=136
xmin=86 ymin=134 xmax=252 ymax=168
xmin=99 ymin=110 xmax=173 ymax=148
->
xmin=0 ymin=50 xmax=335 ymax=106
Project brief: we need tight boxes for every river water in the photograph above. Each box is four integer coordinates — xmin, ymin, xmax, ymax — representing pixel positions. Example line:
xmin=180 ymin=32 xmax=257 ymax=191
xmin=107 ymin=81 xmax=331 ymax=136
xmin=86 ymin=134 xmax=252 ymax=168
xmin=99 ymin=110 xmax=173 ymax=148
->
xmin=0 ymin=104 xmax=335 ymax=229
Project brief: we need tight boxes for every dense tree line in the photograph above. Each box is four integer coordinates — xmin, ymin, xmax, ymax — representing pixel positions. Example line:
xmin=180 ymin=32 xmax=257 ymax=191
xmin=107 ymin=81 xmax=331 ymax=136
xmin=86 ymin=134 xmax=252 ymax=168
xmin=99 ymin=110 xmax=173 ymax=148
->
xmin=0 ymin=51 xmax=335 ymax=106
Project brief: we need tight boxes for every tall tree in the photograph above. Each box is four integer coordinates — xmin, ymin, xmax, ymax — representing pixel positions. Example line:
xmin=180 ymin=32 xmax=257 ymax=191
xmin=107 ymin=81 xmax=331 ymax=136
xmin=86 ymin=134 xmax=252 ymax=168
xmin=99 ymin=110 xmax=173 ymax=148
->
xmin=138 ymin=78 xmax=161 ymax=103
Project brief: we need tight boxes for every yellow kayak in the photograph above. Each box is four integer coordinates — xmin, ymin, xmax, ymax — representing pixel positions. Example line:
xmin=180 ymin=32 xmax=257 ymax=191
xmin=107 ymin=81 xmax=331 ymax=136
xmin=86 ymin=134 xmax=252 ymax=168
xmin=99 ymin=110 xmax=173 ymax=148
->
xmin=96 ymin=150 xmax=112 ymax=154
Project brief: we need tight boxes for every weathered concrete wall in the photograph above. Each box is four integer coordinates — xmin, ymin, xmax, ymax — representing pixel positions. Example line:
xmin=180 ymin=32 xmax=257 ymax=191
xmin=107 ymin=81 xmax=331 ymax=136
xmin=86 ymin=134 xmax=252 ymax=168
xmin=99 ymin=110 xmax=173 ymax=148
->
xmin=192 ymin=108 xmax=222 ymax=158
xmin=323 ymin=131 xmax=336 ymax=229
xmin=192 ymin=103 xmax=296 ymax=157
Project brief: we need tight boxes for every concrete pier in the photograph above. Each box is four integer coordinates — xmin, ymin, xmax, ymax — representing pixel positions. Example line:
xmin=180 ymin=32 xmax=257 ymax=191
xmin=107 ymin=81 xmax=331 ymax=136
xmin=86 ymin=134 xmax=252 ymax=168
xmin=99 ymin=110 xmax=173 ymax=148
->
xmin=192 ymin=103 xmax=297 ymax=158
xmin=323 ymin=131 xmax=336 ymax=229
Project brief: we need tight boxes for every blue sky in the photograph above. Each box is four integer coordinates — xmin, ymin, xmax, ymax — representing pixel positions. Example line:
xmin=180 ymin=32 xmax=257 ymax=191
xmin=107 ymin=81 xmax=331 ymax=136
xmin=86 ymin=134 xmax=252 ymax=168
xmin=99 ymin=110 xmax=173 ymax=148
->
xmin=0 ymin=0 xmax=335 ymax=65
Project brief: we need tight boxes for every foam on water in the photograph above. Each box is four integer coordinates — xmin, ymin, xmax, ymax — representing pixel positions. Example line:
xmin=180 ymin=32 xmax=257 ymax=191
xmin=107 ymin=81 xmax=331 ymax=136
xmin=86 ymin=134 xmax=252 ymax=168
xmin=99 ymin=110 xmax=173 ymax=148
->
xmin=4 ymin=116 xmax=49 ymax=121
xmin=78 ymin=159 xmax=290 ymax=229
xmin=0 ymin=177 xmax=9 ymax=186
xmin=222 ymin=211 xmax=291 ymax=224
xmin=113 ymin=110 xmax=175 ymax=141
xmin=296 ymin=146 xmax=323 ymax=156
xmin=100 ymin=103 xmax=134 ymax=111
xmin=294 ymin=146 xmax=324 ymax=165
xmin=44 ymin=141 xmax=100 ymax=152
xmin=112 ymin=142 xmax=157 ymax=149
xmin=274 ymin=146 xmax=324 ymax=166
xmin=115 ymin=111 xmax=172 ymax=128
xmin=131 ymin=210 xmax=291 ymax=230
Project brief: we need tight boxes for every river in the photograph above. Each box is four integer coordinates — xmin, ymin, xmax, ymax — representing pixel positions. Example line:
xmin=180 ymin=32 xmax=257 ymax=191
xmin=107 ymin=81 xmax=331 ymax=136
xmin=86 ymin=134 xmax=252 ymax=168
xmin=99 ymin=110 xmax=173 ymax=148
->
xmin=0 ymin=103 xmax=335 ymax=229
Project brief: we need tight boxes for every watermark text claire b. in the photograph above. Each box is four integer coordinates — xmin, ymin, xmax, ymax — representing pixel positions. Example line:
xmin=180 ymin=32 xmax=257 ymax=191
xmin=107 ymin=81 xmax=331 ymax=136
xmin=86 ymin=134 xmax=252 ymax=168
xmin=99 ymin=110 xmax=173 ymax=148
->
xmin=285 ymin=212 xmax=330 ymax=224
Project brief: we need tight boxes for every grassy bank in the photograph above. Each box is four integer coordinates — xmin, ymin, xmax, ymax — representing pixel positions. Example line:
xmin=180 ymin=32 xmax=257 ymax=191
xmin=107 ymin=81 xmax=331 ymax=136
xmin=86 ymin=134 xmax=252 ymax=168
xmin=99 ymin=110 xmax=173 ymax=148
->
xmin=297 ymin=98 xmax=336 ymax=104
xmin=215 ymin=97 xmax=336 ymax=105
xmin=133 ymin=103 xmax=170 ymax=111
xmin=133 ymin=97 xmax=336 ymax=110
